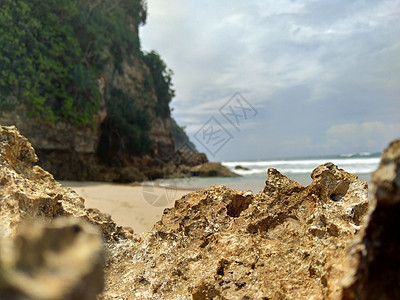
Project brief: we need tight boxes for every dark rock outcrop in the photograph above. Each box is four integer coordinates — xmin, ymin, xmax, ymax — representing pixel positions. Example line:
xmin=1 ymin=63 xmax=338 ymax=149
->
xmin=235 ymin=165 xmax=250 ymax=170
xmin=0 ymin=106 xmax=103 ymax=154
xmin=190 ymin=162 xmax=240 ymax=177
xmin=342 ymin=138 xmax=400 ymax=300
xmin=34 ymin=149 xmax=147 ymax=183
xmin=0 ymin=103 xmax=227 ymax=182
xmin=174 ymin=149 xmax=208 ymax=167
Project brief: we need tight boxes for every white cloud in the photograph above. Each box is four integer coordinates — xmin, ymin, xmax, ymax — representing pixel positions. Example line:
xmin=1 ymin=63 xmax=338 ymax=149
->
xmin=141 ymin=0 xmax=400 ymax=159
xmin=326 ymin=122 xmax=400 ymax=152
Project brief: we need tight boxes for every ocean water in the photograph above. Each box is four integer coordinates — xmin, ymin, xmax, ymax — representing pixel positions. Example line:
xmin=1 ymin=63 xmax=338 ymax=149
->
xmin=149 ymin=152 xmax=381 ymax=193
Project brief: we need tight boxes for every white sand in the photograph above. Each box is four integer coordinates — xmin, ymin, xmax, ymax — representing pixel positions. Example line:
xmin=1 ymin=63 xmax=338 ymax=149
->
xmin=61 ymin=181 xmax=195 ymax=234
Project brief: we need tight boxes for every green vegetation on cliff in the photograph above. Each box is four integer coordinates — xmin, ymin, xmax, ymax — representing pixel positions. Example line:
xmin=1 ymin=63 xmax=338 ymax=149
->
xmin=0 ymin=0 xmax=91 ymax=124
xmin=0 ymin=0 xmax=146 ymax=126
xmin=0 ymin=0 xmax=196 ymax=158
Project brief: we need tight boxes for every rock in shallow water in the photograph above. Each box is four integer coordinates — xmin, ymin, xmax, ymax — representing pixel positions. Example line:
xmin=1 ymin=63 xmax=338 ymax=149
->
xmin=189 ymin=162 xmax=240 ymax=177
xmin=1 ymin=125 xmax=398 ymax=299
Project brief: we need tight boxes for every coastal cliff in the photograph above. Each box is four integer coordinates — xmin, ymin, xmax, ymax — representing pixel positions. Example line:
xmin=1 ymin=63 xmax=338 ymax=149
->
xmin=1 ymin=125 xmax=399 ymax=299
xmin=0 ymin=0 xmax=217 ymax=182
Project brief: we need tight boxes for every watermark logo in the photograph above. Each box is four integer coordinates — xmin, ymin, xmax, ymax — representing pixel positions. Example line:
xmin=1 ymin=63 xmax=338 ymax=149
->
xmin=194 ymin=116 xmax=233 ymax=157
xmin=141 ymin=91 xmax=257 ymax=207
xmin=219 ymin=92 xmax=257 ymax=131
xmin=142 ymin=179 xmax=178 ymax=207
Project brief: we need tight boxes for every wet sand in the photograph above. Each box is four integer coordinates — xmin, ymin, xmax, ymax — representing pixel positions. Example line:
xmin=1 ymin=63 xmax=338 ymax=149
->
xmin=61 ymin=181 xmax=195 ymax=234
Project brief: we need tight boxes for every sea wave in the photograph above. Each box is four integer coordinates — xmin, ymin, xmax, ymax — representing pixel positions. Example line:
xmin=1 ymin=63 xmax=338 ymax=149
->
xmin=223 ymin=156 xmax=380 ymax=176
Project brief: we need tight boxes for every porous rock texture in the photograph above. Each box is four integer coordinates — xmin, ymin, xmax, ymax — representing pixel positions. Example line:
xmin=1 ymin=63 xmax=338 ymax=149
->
xmin=0 ymin=125 xmax=132 ymax=299
xmin=1 ymin=125 xmax=386 ymax=299
xmin=342 ymin=138 xmax=400 ymax=300
xmin=114 ymin=163 xmax=368 ymax=299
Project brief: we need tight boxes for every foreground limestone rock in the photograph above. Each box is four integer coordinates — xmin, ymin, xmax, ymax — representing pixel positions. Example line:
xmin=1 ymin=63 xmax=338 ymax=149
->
xmin=0 ymin=126 xmax=129 ymax=240
xmin=3 ymin=125 xmax=391 ymax=299
xmin=111 ymin=163 xmax=367 ymax=299
xmin=342 ymin=138 xmax=400 ymax=299
xmin=0 ymin=218 xmax=104 ymax=300
xmin=0 ymin=126 xmax=131 ymax=299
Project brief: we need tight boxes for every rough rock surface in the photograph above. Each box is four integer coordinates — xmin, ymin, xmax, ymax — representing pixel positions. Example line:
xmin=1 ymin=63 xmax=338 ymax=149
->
xmin=108 ymin=163 xmax=367 ymax=299
xmin=0 ymin=125 xmax=380 ymax=299
xmin=0 ymin=126 xmax=133 ymax=298
xmin=0 ymin=106 xmax=103 ymax=154
xmin=342 ymin=138 xmax=400 ymax=300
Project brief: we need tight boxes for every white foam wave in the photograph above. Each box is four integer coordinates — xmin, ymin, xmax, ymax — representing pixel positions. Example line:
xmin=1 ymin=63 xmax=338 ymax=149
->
xmin=223 ymin=157 xmax=380 ymax=176
xmin=224 ymin=157 xmax=379 ymax=167
xmin=233 ymin=169 xmax=266 ymax=176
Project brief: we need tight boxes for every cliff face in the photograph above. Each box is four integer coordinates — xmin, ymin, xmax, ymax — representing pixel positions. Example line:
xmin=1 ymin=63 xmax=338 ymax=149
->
xmin=0 ymin=106 xmax=101 ymax=153
xmin=0 ymin=68 xmax=173 ymax=182
xmin=0 ymin=0 xmax=182 ymax=182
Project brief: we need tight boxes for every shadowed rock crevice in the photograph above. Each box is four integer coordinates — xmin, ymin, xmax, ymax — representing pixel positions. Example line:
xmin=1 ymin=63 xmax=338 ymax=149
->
xmin=310 ymin=163 xmax=356 ymax=202
xmin=226 ymin=194 xmax=252 ymax=217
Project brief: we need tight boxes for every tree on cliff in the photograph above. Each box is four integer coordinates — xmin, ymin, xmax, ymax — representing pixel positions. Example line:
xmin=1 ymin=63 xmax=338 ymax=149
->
xmin=98 ymin=50 xmax=178 ymax=159
xmin=143 ymin=51 xmax=175 ymax=118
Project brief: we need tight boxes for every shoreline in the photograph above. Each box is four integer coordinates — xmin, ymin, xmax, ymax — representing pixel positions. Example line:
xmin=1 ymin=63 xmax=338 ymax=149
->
xmin=61 ymin=181 xmax=196 ymax=233
xmin=60 ymin=169 xmax=373 ymax=234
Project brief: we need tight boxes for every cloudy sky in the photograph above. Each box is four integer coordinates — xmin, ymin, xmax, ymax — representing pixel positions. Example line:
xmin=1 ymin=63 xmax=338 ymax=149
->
xmin=140 ymin=0 xmax=400 ymax=161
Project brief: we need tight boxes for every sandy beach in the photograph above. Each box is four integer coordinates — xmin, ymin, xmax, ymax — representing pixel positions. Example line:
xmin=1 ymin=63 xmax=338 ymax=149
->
xmin=61 ymin=181 xmax=195 ymax=233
